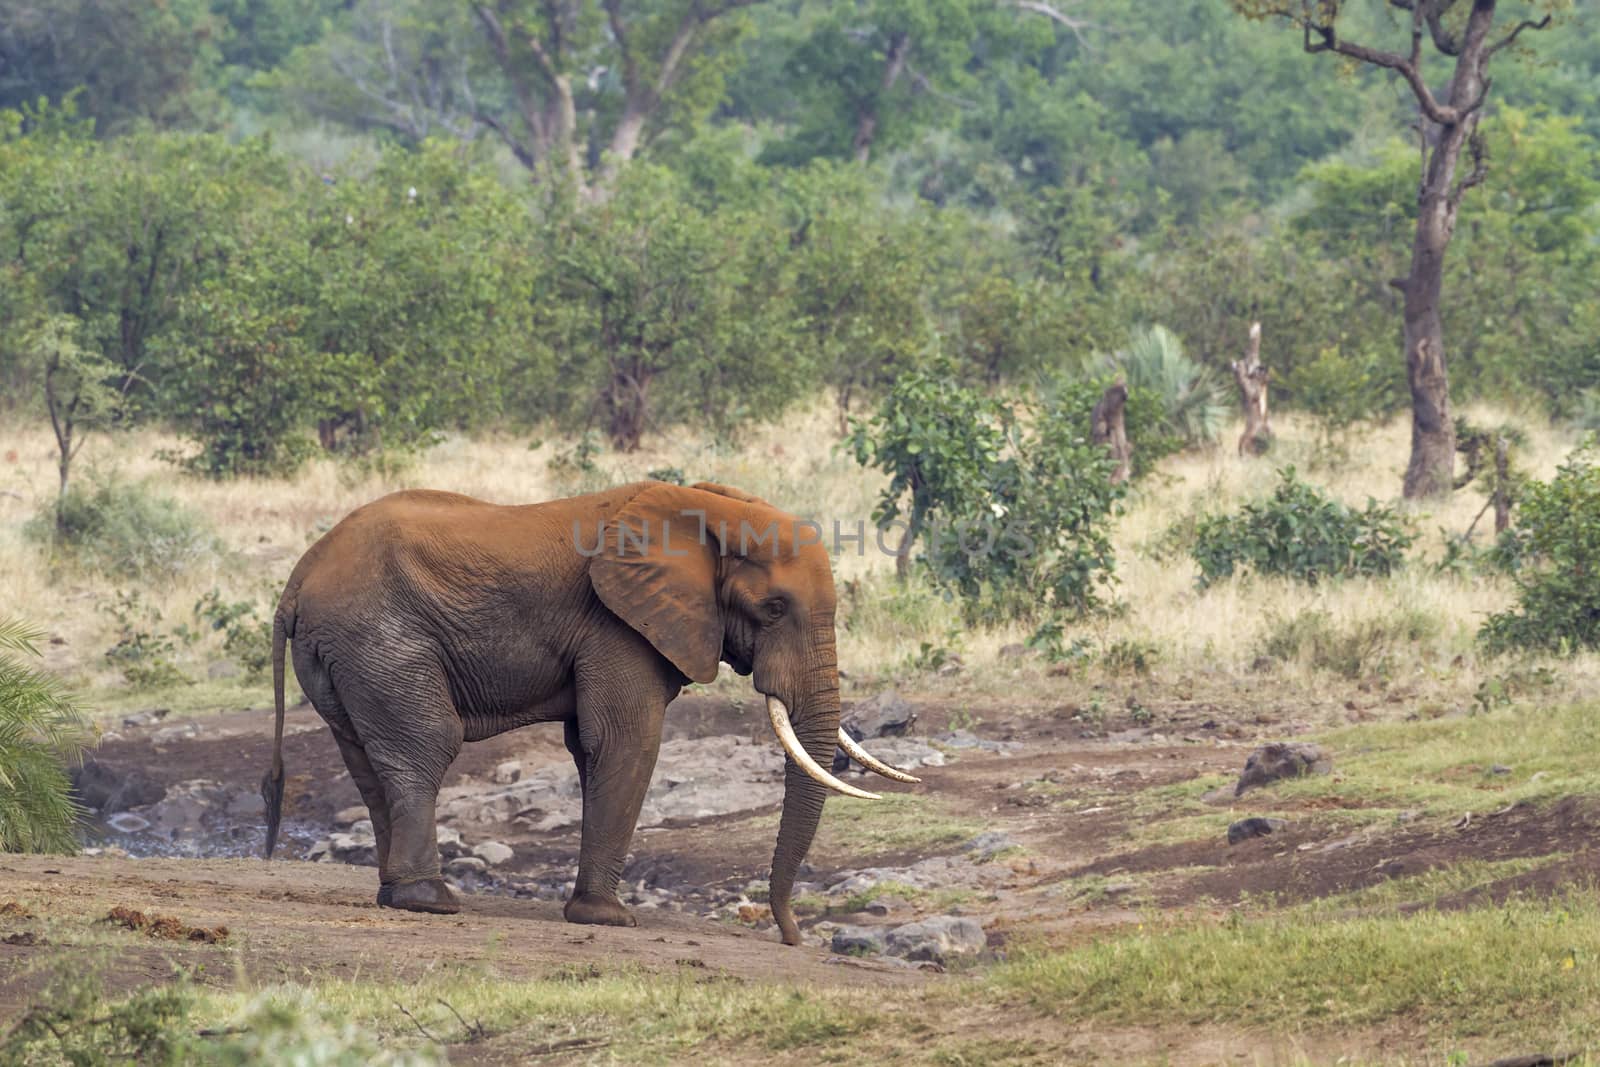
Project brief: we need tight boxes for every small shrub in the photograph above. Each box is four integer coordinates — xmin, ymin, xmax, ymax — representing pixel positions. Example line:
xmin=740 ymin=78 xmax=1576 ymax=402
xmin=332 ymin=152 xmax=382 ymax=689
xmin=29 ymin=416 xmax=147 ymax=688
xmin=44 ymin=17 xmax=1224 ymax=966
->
xmin=25 ymin=478 xmax=215 ymax=580
xmin=1103 ymin=638 xmax=1159 ymax=676
xmin=194 ymin=591 xmax=273 ymax=681
xmin=1256 ymin=606 xmax=1441 ymax=680
xmin=0 ymin=619 xmax=91 ymax=853
xmin=646 ymin=466 xmax=686 ymax=485
xmin=1481 ymin=441 xmax=1600 ymax=654
xmin=103 ymin=591 xmax=191 ymax=691
xmin=1190 ymin=468 xmax=1415 ymax=589
xmin=1026 ymin=618 xmax=1095 ymax=667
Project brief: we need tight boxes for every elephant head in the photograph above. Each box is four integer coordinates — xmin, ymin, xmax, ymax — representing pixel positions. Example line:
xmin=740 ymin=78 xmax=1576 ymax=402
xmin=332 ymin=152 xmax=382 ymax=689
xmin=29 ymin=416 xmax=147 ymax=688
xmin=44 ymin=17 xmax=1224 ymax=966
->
xmin=587 ymin=481 xmax=917 ymax=944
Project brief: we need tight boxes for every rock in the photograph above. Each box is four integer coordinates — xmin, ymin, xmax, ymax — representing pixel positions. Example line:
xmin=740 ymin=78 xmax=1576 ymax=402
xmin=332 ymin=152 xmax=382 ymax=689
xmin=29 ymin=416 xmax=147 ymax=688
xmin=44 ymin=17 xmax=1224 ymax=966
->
xmin=474 ymin=841 xmax=514 ymax=866
xmin=964 ymin=832 xmax=1018 ymax=861
xmin=1490 ymin=764 xmax=1512 ymax=776
xmin=225 ymin=791 xmax=264 ymax=818
xmin=842 ymin=690 xmax=916 ymax=740
xmin=144 ymin=780 xmax=225 ymax=838
xmin=120 ymin=708 xmax=171 ymax=729
xmin=831 ymin=925 xmax=887 ymax=955
xmin=1227 ymin=817 xmax=1288 ymax=845
xmin=884 ymin=916 xmax=986 ymax=963
xmin=491 ymin=761 xmax=523 ymax=785
xmin=206 ymin=660 xmax=241 ymax=681
xmin=71 ymin=758 xmax=166 ymax=813
xmin=843 ymin=737 xmax=945 ymax=774
xmin=326 ymin=828 xmax=377 ymax=866
xmin=441 ymin=735 xmax=789 ymax=832
xmin=306 ymin=839 xmax=331 ymax=862
xmin=931 ymin=730 xmax=1021 ymax=754
xmin=151 ymin=723 xmax=199 ymax=745
xmin=436 ymin=825 xmax=466 ymax=859
xmin=1234 ymin=742 xmax=1332 ymax=797
xmin=446 ymin=856 xmax=488 ymax=876
xmin=334 ymin=806 xmax=368 ymax=827
xmin=865 ymin=895 xmax=905 ymax=917
xmin=106 ymin=812 xmax=151 ymax=834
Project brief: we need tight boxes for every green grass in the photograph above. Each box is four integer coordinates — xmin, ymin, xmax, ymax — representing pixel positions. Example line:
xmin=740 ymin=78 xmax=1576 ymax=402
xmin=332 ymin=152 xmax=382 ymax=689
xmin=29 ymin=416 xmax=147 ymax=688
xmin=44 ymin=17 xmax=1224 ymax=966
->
xmin=187 ymin=969 xmax=880 ymax=1061
xmin=1299 ymin=855 xmax=1567 ymax=915
xmin=992 ymin=893 xmax=1600 ymax=1044
xmin=758 ymin=792 xmax=985 ymax=859
xmin=792 ymin=879 xmax=980 ymax=917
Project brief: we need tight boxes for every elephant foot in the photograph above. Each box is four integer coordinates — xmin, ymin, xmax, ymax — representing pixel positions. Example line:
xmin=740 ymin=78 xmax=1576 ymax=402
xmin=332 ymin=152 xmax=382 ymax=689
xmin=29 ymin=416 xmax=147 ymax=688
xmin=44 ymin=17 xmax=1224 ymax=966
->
xmin=564 ymin=891 xmax=636 ymax=929
xmin=380 ymin=878 xmax=460 ymax=915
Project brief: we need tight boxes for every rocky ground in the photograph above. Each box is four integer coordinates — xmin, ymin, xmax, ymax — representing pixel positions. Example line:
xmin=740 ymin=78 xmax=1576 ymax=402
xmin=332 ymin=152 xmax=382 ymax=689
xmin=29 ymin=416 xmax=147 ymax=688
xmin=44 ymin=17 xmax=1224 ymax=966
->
xmin=5 ymin=684 xmax=1596 ymax=1063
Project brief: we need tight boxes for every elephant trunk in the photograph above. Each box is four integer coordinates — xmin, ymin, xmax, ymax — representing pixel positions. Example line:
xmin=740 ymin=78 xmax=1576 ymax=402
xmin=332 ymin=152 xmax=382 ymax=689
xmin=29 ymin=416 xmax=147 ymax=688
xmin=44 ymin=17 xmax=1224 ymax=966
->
xmin=767 ymin=642 xmax=842 ymax=947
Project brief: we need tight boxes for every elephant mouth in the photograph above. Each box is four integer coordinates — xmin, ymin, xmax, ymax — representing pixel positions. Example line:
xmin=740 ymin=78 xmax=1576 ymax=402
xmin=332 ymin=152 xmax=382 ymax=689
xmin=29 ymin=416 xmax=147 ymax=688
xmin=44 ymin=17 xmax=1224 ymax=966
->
xmin=760 ymin=693 xmax=922 ymax=798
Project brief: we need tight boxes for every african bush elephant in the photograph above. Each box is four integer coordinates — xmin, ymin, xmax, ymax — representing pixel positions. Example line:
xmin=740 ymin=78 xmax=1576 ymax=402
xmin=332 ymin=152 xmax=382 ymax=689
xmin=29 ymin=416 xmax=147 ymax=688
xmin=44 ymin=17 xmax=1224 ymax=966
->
xmin=261 ymin=480 xmax=917 ymax=945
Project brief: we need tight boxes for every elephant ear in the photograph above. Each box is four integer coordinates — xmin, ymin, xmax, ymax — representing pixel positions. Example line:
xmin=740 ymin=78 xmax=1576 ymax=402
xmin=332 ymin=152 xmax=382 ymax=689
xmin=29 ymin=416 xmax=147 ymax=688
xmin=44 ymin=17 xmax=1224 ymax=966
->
xmin=589 ymin=484 xmax=724 ymax=685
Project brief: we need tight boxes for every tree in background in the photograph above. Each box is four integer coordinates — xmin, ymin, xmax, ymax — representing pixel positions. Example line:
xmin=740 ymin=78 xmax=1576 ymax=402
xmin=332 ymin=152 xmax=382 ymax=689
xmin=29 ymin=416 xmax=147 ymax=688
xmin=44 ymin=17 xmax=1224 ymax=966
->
xmin=1234 ymin=0 xmax=1563 ymax=498
xmin=25 ymin=315 xmax=124 ymax=531
xmin=0 ymin=619 xmax=90 ymax=854
xmin=275 ymin=0 xmax=766 ymax=192
xmin=0 ymin=0 xmax=222 ymax=133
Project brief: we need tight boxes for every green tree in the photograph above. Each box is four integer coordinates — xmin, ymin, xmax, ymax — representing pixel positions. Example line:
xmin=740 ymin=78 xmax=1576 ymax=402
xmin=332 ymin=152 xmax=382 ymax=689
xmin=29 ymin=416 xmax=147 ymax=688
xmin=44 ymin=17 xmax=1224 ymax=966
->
xmin=849 ymin=357 xmax=1009 ymax=579
xmin=0 ymin=0 xmax=222 ymax=133
xmin=274 ymin=0 xmax=764 ymax=192
xmin=0 ymin=620 xmax=90 ymax=854
xmin=538 ymin=164 xmax=803 ymax=449
xmin=25 ymin=315 xmax=125 ymax=530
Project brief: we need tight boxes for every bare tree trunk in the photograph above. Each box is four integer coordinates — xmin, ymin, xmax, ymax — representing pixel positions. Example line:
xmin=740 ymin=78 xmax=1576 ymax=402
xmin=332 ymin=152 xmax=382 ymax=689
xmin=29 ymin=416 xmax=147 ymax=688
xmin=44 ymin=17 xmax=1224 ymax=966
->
xmin=852 ymin=32 xmax=910 ymax=164
xmin=1493 ymin=434 xmax=1511 ymax=535
xmin=1231 ymin=320 xmax=1271 ymax=456
xmin=1091 ymin=381 xmax=1131 ymax=484
xmin=1281 ymin=0 xmax=1552 ymax=499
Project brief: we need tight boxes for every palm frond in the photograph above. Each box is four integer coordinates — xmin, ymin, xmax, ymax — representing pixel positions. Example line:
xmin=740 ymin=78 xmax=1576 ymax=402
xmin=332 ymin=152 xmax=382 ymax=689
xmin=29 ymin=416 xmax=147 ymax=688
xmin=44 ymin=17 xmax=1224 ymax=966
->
xmin=0 ymin=618 xmax=91 ymax=854
xmin=1102 ymin=324 xmax=1231 ymax=446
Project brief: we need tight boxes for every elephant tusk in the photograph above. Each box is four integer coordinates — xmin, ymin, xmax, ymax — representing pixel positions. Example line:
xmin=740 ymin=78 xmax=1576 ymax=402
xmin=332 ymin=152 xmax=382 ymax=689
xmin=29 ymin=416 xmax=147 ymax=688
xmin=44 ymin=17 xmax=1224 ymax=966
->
xmin=766 ymin=695 xmax=881 ymax=801
xmin=836 ymin=728 xmax=922 ymax=783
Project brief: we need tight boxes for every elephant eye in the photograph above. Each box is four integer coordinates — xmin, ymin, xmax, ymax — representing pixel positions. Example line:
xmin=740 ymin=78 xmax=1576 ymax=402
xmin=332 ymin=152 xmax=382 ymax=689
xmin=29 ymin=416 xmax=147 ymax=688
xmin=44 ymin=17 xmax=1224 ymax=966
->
xmin=764 ymin=598 xmax=787 ymax=621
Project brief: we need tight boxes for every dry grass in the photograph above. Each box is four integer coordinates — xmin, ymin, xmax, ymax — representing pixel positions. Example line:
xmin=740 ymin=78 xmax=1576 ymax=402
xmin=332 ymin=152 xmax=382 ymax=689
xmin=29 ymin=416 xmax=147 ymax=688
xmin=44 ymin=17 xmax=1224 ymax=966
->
xmin=2 ymin=399 xmax=1594 ymax=719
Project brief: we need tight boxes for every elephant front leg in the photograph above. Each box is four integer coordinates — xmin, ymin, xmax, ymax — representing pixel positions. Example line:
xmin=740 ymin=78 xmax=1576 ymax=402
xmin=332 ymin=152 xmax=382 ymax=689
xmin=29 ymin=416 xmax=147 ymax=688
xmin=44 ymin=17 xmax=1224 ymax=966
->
xmin=563 ymin=700 xmax=666 ymax=929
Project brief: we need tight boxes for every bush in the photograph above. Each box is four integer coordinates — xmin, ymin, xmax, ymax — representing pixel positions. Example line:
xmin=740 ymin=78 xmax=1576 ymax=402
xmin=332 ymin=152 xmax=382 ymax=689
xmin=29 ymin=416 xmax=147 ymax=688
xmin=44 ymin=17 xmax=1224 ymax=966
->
xmin=26 ymin=478 xmax=215 ymax=580
xmin=1480 ymin=442 xmax=1600 ymax=655
xmin=0 ymin=619 xmax=90 ymax=853
xmin=851 ymin=360 xmax=1126 ymax=623
xmin=103 ymin=590 xmax=191 ymax=691
xmin=1190 ymin=468 xmax=1415 ymax=589
xmin=1256 ymin=607 xmax=1441 ymax=680
xmin=1046 ymin=374 xmax=1182 ymax=480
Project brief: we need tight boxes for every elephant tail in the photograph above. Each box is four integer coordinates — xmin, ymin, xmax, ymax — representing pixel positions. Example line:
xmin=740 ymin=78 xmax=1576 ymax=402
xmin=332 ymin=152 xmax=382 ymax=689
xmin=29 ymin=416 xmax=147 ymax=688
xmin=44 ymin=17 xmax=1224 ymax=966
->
xmin=261 ymin=606 xmax=291 ymax=859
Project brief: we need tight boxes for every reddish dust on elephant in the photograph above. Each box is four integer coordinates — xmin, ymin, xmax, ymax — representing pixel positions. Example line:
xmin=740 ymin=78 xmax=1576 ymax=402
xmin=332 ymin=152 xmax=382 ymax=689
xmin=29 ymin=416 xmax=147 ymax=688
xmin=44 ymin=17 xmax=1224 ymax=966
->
xmin=260 ymin=481 xmax=918 ymax=944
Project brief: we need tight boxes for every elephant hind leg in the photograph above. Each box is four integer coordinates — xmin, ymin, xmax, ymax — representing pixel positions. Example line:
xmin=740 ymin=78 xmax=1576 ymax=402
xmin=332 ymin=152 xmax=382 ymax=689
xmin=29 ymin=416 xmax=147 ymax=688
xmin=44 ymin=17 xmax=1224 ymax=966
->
xmin=331 ymin=734 xmax=395 ymax=904
xmin=348 ymin=671 xmax=465 ymax=915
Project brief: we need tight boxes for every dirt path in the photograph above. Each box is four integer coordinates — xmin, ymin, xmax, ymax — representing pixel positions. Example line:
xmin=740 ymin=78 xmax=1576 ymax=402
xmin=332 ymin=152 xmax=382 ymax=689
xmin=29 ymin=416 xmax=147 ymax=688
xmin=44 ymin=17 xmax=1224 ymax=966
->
xmin=7 ymin=690 xmax=1600 ymax=1063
